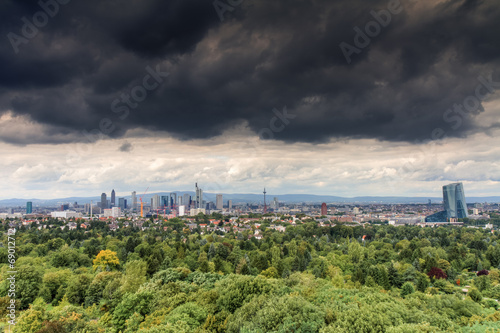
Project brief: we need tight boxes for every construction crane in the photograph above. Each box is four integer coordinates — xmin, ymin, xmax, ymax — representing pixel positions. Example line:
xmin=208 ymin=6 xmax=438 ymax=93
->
xmin=139 ymin=187 xmax=149 ymax=217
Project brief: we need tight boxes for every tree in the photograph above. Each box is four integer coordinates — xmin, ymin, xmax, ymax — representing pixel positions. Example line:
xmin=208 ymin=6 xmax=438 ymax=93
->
xmin=66 ymin=274 xmax=92 ymax=305
xmin=12 ymin=306 xmax=44 ymax=333
xmin=121 ymin=260 xmax=147 ymax=294
xmin=474 ymin=275 xmax=491 ymax=292
xmin=365 ymin=276 xmax=378 ymax=288
xmin=427 ymin=267 xmax=447 ymax=280
xmin=468 ymin=287 xmax=482 ymax=302
xmin=261 ymin=267 xmax=279 ymax=279
xmin=477 ymin=269 xmax=489 ymax=276
xmin=236 ymin=258 xmax=251 ymax=275
xmin=198 ymin=252 xmax=210 ymax=273
xmin=93 ymin=249 xmax=120 ymax=271
xmin=16 ymin=265 xmax=43 ymax=309
xmin=400 ymin=282 xmax=415 ymax=298
xmin=416 ymin=273 xmax=430 ymax=293
xmin=112 ymin=291 xmax=154 ymax=331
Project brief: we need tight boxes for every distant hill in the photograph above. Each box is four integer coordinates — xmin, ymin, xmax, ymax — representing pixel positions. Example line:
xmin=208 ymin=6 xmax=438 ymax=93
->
xmin=1 ymin=193 xmax=500 ymax=207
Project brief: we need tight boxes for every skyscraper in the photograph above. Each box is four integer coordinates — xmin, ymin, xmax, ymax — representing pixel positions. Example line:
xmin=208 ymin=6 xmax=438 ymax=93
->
xmin=161 ymin=195 xmax=169 ymax=209
xmin=26 ymin=201 xmax=32 ymax=214
xmin=170 ymin=193 xmax=177 ymax=210
xmin=321 ymin=203 xmax=327 ymax=216
xmin=273 ymin=197 xmax=279 ymax=210
xmin=111 ymin=189 xmax=116 ymax=207
xmin=228 ymin=200 xmax=232 ymax=210
xmin=183 ymin=193 xmax=190 ymax=208
xmin=132 ymin=191 xmax=137 ymax=211
xmin=151 ymin=194 xmax=160 ymax=210
xmin=118 ymin=198 xmax=126 ymax=209
xmin=216 ymin=194 xmax=223 ymax=210
xmin=443 ymin=182 xmax=468 ymax=218
xmin=101 ymin=193 xmax=107 ymax=209
xmin=195 ymin=183 xmax=203 ymax=209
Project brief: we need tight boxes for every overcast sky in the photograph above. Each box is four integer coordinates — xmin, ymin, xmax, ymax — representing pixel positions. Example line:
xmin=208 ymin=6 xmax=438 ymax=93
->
xmin=1 ymin=0 xmax=500 ymax=200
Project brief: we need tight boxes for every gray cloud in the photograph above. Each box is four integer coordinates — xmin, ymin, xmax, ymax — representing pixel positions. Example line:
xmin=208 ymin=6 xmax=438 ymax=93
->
xmin=118 ymin=141 xmax=133 ymax=152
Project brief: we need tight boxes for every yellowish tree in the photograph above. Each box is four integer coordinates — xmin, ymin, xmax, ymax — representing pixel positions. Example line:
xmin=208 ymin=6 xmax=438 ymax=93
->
xmin=93 ymin=250 xmax=120 ymax=271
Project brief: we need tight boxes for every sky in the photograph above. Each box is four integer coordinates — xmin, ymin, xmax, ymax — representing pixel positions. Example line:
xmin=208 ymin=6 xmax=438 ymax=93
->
xmin=1 ymin=0 xmax=500 ymax=200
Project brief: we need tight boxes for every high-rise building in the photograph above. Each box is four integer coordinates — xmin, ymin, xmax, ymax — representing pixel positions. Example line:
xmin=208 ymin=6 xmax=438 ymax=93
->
xmin=426 ymin=182 xmax=468 ymax=222
xmin=273 ymin=197 xmax=279 ymax=210
xmin=26 ymin=202 xmax=33 ymax=214
xmin=183 ymin=193 xmax=190 ymax=208
xmin=170 ymin=193 xmax=177 ymax=210
xmin=118 ymin=198 xmax=126 ymax=210
xmin=101 ymin=193 xmax=107 ymax=209
xmin=195 ymin=183 xmax=203 ymax=209
xmin=228 ymin=200 xmax=232 ymax=210
xmin=321 ymin=203 xmax=327 ymax=216
xmin=443 ymin=182 xmax=468 ymax=218
xmin=216 ymin=194 xmax=223 ymax=210
xmin=111 ymin=189 xmax=116 ymax=207
xmin=151 ymin=195 xmax=160 ymax=210
xmin=132 ymin=191 xmax=137 ymax=211
xmin=161 ymin=195 xmax=169 ymax=209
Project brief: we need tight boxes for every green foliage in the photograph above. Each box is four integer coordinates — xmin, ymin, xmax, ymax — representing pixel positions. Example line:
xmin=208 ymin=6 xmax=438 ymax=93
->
xmin=121 ymin=260 xmax=147 ymax=293
xmin=400 ymin=282 xmax=415 ymax=298
xmin=164 ymin=302 xmax=207 ymax=329
xmin=232 ymin=295 xmax=325 ymax=332
xmin=216 ymin=275 xmax=272 ymax=313
xmin=468 ymin=288 xmax=483 ymax=303
xmin=112 ymin=291 xmax=154 ymax=331
xmin=4 ymin=220 xmax=500 ymax=333
xmin=16 ymin=265 xmax=43 ymax=309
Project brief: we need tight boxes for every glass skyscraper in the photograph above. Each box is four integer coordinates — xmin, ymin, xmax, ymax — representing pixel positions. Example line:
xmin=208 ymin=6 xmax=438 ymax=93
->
xmin=442 ymin=182 xmax=468 ymax=219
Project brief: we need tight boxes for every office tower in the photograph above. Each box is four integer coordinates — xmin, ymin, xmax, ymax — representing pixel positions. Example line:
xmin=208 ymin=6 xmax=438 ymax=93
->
xmin=216 ymin=194 xmax=223 ymax=210
xmin=132 ymin=191 xmax=137 ymax=211
xmin=183 ymin=193 xmax=190 ymax=208
xmin=228 ymin=200 xmax=232 ymax=210
xmin=443 ymin=182 xmax=468 ymax=218
xmin=273 ymin=197 xmax=279 ymax=210
xmin=161 ymin=195 xmax=169 ymax=209
xmin=101 ymin=193 xmax=107 ymax=209
xmin=321 ymin=203 xmax=327 ymax=216
xmin=118 ymin=198 xmax=126 ymax=210
xmin=195 ymin=183 xmax=203 ymax=209
xmin=26 ymin=202 xmax=32 ymax=214
xmin=170 ymin=193 xmax=177 ymax=210
xmin=111 ymin=189 xmax=116 ymax=207
xmin=151 ymin=194 xmax=160 ymax=210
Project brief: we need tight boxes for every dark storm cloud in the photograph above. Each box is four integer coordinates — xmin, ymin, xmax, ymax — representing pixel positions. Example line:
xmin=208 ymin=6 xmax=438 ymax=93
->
xmin=1 ymin=0 xmax=499 ymax=144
